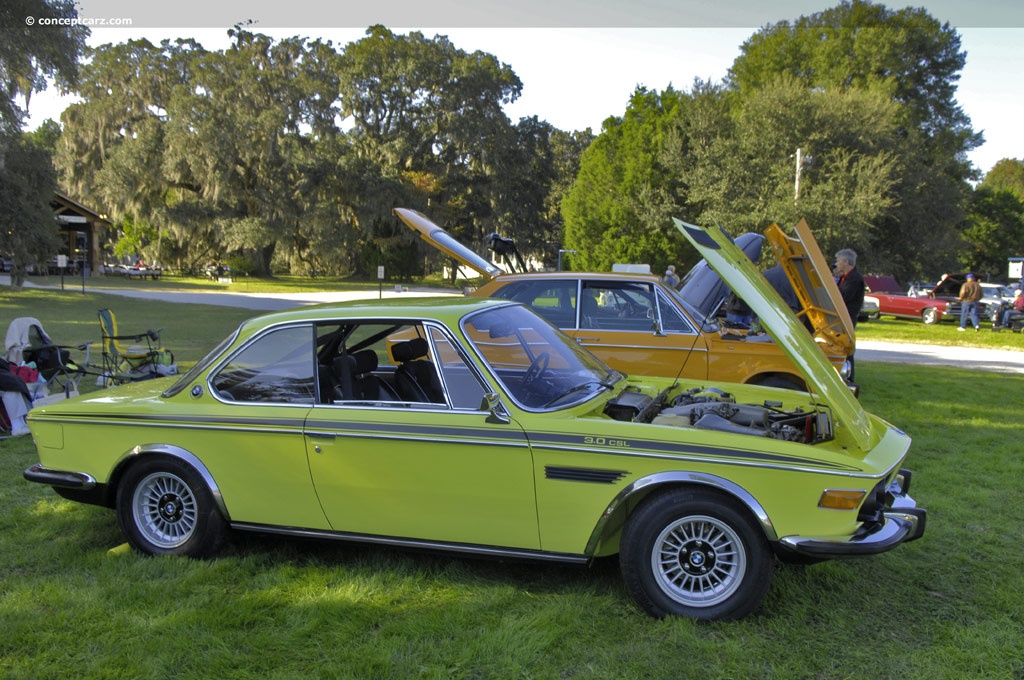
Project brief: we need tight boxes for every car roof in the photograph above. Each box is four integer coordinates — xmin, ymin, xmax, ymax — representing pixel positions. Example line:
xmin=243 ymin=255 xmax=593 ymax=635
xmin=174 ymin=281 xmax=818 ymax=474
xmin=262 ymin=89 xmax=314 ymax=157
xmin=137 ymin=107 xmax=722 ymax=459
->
xmin=236 ymin=296 xmax=505 ymax=332
xmin=482 ymin=271 xmax=662 ymax=284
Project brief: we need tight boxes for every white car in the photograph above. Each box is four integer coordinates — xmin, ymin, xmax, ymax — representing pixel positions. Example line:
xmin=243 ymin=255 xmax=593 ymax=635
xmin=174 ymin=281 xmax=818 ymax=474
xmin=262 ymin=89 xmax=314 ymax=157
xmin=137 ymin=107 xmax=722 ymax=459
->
xmin=859 ymin=295 xmax=880 ymax=322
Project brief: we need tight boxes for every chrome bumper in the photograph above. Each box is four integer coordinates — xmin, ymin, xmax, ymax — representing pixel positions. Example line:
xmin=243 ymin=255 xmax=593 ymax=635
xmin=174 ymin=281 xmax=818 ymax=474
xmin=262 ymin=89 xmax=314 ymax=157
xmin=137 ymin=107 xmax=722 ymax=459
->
xmin=778 ymin=471 xmax=926 ymax=557
xmin=24 ymin=463 xmax=96 ymax=489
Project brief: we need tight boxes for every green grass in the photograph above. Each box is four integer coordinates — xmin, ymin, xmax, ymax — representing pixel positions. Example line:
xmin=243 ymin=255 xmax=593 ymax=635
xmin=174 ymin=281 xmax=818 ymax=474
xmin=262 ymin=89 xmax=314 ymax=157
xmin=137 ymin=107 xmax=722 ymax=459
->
xmin=857 ymin=314 xmax=1024 ymax=348
xmin=1 ymin=288 xmax=1023 ymax=678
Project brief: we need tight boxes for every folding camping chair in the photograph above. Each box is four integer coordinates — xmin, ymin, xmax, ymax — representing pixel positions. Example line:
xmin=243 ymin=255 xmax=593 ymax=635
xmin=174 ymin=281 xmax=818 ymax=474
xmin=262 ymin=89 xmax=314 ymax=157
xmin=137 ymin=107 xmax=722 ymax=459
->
xmin=3 ymin=317 xmax=89 ymax=402
xmin=97 ymin=308 xmax=173 ymax=386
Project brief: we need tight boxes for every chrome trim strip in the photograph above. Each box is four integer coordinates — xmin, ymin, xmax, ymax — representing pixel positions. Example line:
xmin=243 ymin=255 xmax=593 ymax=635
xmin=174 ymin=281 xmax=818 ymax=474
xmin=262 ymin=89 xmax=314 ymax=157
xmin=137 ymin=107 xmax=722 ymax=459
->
xmin=577 ymin=341 xmax=708 ymax=353
xmin=583 ymin=470 xmax=778 ymax=555
xmin=305 ymin=431 xmax=532 ymax=449
xmin=530 ymin=442 xmax=881 ymax=479
xmin=230 ymin=523 xmax=590 ymax=564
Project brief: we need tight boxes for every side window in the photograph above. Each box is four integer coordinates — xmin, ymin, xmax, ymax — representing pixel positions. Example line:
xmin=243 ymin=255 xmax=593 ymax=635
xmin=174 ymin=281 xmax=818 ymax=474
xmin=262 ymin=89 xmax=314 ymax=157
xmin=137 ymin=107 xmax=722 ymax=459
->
xmin=427 ymin=326 xmax=487 ymax=410
xmin=492 ymin=280 xmax=578 ymax=329
xmin=211 ymin=326 xmax=315 ymax=404
xmin=316 ymin=322 xmax=447 ymax=408
xmin=581 ymin=282 xmax=657 ymax=332
xmin=656 ymin=290 xmax=696 ymax=333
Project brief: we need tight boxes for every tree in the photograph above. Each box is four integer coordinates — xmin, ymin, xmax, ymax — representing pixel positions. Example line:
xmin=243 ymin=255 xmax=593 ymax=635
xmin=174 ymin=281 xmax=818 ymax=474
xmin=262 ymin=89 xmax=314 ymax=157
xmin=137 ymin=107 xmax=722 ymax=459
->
xmin=58 ymin=31 xmax=348 ymax=276
xmin=960 ymin=187 xmax=1024 ymax=277
xmin=562 ymin=86 xmax=690 ymax=272
xmin=726 ymin=0 xmax=980 ymax=280
xmin=0 ymin=0 xmax=86 ymax=289
xmin=680 ymin=76 xmax=902 ymax=266
xmin=0 ymin=134 xmax=62 ymax=289
xmin=0 ymin=0 xmax=87 ymax=138
xmin=982 ymin=159 xmax=1024 ymax=202
xmin=338 ymin=26 xmax=527 ymax=282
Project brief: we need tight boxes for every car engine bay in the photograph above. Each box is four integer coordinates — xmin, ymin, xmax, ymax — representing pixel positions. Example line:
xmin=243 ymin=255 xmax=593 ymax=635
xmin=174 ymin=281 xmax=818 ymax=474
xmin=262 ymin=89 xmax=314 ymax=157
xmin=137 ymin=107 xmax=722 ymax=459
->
xmin=603 ymin=386 xmax=832 ymax=443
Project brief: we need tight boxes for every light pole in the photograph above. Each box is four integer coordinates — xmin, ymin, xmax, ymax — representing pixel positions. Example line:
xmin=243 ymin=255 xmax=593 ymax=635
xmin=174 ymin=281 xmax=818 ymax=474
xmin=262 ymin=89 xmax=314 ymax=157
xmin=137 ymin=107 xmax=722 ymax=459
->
xmin=793 ymin=147 xmax=814 ymax=202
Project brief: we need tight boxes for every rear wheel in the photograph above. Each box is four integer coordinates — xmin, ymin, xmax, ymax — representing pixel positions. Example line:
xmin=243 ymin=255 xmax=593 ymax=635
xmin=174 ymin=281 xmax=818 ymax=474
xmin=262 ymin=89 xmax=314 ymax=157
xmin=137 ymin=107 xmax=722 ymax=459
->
xmin=116 ymin=457 xmax=227 ymax=557
xmin=922 ymin=307 xmax=941 ymax=324
xmin=620 ymin=489 xmax=774 ymax=620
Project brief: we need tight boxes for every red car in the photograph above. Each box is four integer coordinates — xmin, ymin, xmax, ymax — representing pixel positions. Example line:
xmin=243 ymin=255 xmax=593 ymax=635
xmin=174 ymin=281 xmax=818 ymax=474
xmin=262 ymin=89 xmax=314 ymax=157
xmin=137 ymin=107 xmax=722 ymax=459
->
xmin=863 ymin=275 xmax=949 ymax=324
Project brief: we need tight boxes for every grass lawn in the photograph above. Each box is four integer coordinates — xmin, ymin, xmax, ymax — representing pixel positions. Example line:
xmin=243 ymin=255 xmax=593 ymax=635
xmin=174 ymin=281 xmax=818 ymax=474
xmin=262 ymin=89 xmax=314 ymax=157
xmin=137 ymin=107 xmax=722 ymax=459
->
xmin=1 ymin=286 xmax=1022 ymax=679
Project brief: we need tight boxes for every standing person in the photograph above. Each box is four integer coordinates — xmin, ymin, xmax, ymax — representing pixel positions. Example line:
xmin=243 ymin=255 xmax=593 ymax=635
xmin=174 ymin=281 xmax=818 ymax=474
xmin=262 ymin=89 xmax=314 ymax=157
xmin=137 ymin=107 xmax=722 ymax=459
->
xmin=833 ymin=249 xmax=865 ymax=382
xmin=662 ymin=264 xmax=680 ymax=289
xmin=957 ymin=273 xmax=983 ymax=331
xmin=833 ymin=249 xmax=865 ymax=326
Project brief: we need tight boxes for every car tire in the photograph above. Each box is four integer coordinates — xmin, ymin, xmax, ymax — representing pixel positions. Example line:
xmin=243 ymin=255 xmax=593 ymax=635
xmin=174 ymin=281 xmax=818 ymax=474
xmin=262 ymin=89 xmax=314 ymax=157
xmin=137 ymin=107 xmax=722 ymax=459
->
xmin=619 ymin=489 xmax=774 ymax=620
xmin=116 ymin=457 xmax=227 ymax=557
xmin=922 ymin=308 xmax=940 ymax=324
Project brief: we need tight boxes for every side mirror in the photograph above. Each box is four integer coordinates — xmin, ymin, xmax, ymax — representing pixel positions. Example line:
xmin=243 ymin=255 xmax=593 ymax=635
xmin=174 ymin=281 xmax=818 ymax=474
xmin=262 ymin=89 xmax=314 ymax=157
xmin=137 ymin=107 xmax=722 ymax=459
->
xmin=481 ymin=392 xmax=510 ymax=424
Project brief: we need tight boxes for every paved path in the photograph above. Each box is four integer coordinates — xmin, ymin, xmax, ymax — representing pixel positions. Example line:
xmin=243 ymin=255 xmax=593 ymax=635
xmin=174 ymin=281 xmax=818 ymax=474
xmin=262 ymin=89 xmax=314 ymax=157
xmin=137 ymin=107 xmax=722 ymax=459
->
xmin=73 ymin=285 xmax=458 ymax=311
xmin=856 ymin=340 xmax=1024 ymax=375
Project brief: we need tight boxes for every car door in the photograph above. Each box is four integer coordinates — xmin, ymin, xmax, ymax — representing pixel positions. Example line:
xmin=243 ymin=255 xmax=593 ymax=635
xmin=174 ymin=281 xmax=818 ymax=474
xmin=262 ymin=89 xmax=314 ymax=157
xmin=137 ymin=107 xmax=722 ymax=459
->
xmin=304 ymin=320 xmax=540 ymax=549
xmin=203 ymin=323 xmax=327 ymax=529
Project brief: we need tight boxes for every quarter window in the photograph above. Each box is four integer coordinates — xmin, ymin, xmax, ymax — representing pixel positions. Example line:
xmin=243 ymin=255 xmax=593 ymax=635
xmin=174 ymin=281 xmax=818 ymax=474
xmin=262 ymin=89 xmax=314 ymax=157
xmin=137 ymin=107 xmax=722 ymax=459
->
xmin=491 ymin=280 xmax=578 ymax=329
xmin=656 ymin=290 xmax=696 ymax=333
xmin=211 ymin=326 xmax=315 ymax=404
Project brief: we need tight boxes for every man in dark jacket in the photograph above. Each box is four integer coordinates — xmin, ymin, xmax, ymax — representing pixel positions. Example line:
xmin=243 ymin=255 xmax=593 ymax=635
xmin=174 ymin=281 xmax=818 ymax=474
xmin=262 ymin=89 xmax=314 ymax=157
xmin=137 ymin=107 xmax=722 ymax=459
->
xmin=833 ymin=249 xmax=864 ymax=382
xmin=833 ymin=249 xmax=865 ymax=326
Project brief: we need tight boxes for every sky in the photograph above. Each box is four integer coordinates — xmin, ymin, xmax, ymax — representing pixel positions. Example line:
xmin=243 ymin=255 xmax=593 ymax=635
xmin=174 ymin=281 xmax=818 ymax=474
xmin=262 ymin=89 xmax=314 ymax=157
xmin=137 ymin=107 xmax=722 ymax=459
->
xmin=19 ymin=0 xmax=1024 ymax=176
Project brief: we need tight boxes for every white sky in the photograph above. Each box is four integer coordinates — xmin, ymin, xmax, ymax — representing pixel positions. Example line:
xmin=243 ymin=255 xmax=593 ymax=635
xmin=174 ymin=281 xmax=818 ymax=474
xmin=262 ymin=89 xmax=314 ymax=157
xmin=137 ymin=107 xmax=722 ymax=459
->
xmin=20 ymin=3 xmax=1024 ymax=176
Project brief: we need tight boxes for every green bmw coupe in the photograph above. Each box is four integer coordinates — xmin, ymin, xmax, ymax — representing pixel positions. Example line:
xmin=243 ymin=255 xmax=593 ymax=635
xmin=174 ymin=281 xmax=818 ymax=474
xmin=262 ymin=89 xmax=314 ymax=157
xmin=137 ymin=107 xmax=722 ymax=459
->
xmin=24 ymin=220 xmax=925 ymax=620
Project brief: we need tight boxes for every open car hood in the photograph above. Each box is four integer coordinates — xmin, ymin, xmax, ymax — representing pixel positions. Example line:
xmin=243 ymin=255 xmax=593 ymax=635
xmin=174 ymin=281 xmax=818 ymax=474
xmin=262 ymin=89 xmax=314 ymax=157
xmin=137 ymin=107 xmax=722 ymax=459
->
xmin=765 ymin=219 xmax=855 ymax=357
xmin=674 ymin=218 xmax=871 ymax=449
xmin=932 ymin=272 xmax=973 ymax=298
xmin=394 ymin=208 xmax=503 ymax=280
xmin=679 ymin=224 xmax=854 ymax=358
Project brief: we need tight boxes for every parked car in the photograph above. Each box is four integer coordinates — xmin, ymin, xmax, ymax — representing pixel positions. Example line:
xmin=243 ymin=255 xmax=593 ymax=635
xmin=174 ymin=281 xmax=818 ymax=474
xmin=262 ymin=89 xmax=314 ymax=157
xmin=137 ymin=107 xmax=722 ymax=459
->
xmin=859 ymin=294 xmax=880 ymax=321
xmin=395 ymin=209 xmax=855 ymax=393
xmin=863 ymin=275 xmax=949 ymax=324
xmin=24 ymin=218 xmax=924 ymax=621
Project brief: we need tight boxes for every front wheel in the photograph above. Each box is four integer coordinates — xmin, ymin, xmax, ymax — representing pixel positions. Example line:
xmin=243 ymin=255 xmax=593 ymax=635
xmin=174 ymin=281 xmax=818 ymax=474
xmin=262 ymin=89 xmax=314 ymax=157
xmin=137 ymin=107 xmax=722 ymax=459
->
xmin=620 ymin=489 xmax=774 ymax=620
xmin=922 ymin=307 xmax=941 ymax=325
xmin=116 ymin=457 xmax=227 ymax=557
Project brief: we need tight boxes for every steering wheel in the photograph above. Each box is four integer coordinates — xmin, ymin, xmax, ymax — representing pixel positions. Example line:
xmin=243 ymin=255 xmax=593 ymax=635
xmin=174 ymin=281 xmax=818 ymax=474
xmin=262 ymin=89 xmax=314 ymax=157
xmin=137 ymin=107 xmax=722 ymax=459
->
xmin=522 ymin=352 xmax=550 ymax=387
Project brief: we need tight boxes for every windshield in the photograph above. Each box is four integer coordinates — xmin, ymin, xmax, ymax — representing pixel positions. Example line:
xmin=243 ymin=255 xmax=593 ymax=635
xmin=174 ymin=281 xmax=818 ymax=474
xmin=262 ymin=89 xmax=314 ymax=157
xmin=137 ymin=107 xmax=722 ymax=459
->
xmin=462 ymin=304 xmax=619 ymax=411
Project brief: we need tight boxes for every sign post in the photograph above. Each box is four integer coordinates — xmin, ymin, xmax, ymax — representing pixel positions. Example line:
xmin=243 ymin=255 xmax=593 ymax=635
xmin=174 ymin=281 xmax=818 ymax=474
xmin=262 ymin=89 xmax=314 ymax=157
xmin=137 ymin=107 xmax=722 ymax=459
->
xmin=378 ymin=265 xmax=385 ymax=299
xmin=57 ymin=254 xmax=68 ymax=291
